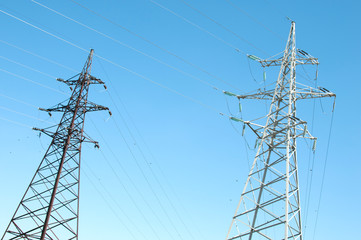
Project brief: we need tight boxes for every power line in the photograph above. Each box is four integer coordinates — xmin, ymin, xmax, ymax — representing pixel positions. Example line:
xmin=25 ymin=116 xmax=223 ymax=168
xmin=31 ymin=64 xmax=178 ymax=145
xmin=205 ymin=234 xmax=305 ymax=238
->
xmin=31 ymin=0 xmax=220 ymax=92
xmin=150 ymin=0 xmax=245 ymax=54
xmin=110 ymin=116 xmax=185 ymax=240
xmin=0 ymin=9 xmax=227 ymax=117
xmin=0 ymin=50 xmax=181 ymax=238
xmin=82 ymin=159 xmax=150 ymax=240
xmin=179 ymin=0 xmax=269 ymax=55
xmin=67 ymin=0 xmax=242 ymax=91
xmin=0 ymin=67 xmax=66 ymax=95
xmin=0 ymin=92 xmax=39 ymax=108
xmin=224 ymin=0 xmax=283 ymax=40
xmin=0 ymin=88 xmax=165 ymax=240
xmin=1 ymin=51 xmax=220 ymax=240
xmin=312 ymin=108 xmax=335 ymax=240
xmin=303 ymin=69 xmax=318 ymax=237
xmin=97 ymin=59 xmax=203 ymax=239
xmin=105 ymin=87 xmax=197 ymax=240
xmin=0 ymin=41 xmax=227 ymax=239
xmin=0 ymin=116 xmax=33 ymax=128
xmin=0 ymin=39 xmax=78 ymax=73
xmin=262 ymin=0 xmax=291 ymax=22
xmin=0 ymin=55 xmax=57 ymax=79
xmin=89 ymin=119 xmax=177 ymax=240
xmin=0 ymin=105 xmax=53 ymax=125
xmin=81 ymin=167 xmax=139 ymax=240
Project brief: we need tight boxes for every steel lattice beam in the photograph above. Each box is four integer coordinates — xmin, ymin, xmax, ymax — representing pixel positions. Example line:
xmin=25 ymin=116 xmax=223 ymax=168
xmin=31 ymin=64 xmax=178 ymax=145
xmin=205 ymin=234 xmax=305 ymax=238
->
xmin=2 ymin=49 xmax=110 ymax=240
xmin=226 ymin=22 xmax=335 ymax=240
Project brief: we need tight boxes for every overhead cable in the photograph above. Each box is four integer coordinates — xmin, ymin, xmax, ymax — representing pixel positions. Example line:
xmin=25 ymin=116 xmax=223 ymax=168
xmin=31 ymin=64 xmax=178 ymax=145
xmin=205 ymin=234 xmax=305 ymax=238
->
xmin=0 ymin=9 xmax=225 ymax=117
xmin=67 ymin=0 xmax=242 ymax=91
xmin=81 ymin=168 xmax=138 ymax=240
xmin=0 ymin=106 xmax=53 ymax=125
xmin=312 ymin=109 xmax=336 ymax=240
xmin=0 ymin=67 xmax=66 ymax=95
xmin=97 ymin=60 xmax=202 ymax=239
xmin=179 ymin=0 xmax=269 ymax=55
xmin=0 ymin=39 xmax=78 ymax=73
xmin=0 ymin=55 xmax=57 ymax=79
xmin=151 ymin=0 xmax=245 ymax=54
xmin=224 ymin=0 xmax=283 ymax=40
xmin=0 ymin=116 xmax=33 ymax=128
xmin=89 ymin=120 xmax=177 ymax=240
xmin=31 ymin=0 xmax=220 ymax=91
xmin=82 ymin=162 xmax=149 ymax=240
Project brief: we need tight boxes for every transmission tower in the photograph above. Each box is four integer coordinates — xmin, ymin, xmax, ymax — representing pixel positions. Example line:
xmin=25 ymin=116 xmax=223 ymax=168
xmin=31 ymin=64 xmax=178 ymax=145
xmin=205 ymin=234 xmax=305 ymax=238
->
xmin=225 ymin=22 xmax=335 ymax=240
xmin=2 ymin=49 xmax=110 ymax=240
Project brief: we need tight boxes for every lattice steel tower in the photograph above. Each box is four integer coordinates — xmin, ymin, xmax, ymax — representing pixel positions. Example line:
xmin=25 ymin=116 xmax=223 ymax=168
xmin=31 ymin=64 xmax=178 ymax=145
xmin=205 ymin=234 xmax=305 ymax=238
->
xmin=225 ymin=22 xmax=335 ymax=240
xmin=2 ymin=49 xmax=109 ymax=240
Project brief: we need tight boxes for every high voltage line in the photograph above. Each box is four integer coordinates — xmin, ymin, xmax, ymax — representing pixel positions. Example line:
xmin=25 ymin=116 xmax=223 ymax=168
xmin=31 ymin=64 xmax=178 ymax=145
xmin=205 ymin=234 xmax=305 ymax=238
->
xmin=31 ymin=0 xmax=220 ymax=92
xmin=0 ymin=51 xmax=202 ymax=239
xmin=177 ymin=0 xmax=269 ymax=55
xmin=224 ymin=0 xmax=284 ymax=40
xmin=0 ymin=67 xmax=66 ymax=95
xmin=0 ymin=39 xmax=78 ymax=73
xmin=96 ymin=57 xmax=206 ymax=239
xmin=0 ymin=91 xmax=172 ymax=240
xmin=0 ymin=1 xmax=338 ymax=239
xmin=0 ymin=9 xmax=228 ymax=117
xmin=0 ymin=37 xmax=208 ymax=238
xmin=67 ymin=0 xmax=243 ymax=91
xmin=0 ymin=64 xmax=191 ymax=239
xmin=1 ymin=49 xmax=196 ymax=240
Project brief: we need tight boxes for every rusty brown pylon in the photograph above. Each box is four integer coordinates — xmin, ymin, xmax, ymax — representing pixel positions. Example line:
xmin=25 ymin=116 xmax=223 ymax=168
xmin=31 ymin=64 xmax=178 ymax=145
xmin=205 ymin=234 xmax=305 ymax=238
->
xmin=2 ymin=49 xmax=110 ymax=240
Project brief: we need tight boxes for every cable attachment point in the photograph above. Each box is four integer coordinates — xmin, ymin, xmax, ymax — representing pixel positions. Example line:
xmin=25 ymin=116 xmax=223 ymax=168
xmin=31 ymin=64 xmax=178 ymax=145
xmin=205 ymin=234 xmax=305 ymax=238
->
xmin=312 ymin=138 xmax=317 ymax=152
xmin=105 ymin=110 xmax=112 ymax=122
xmin=223 ymin=90 xmax=237 ymax=97
xmin=230 ymin=116 xmax=243 ymax=123
xmin=39 ymin=107 xmax=52 ymax=117
xmin=247 ymin=54 xmax=261 ymax=61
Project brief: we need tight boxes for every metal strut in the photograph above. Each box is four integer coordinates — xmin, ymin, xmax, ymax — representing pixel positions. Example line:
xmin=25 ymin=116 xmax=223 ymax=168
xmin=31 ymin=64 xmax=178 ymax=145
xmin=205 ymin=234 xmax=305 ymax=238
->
xmin=2 ymin=49 xmax=110 ymax=240
xmin=225 ymin=22 xmax=335 ymax=240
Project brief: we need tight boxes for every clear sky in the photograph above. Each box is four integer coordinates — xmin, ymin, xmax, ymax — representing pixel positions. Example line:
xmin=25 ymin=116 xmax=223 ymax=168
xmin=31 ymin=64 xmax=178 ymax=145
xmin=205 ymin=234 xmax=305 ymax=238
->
xmin=0 ymin=0 xmax=360 ymax=239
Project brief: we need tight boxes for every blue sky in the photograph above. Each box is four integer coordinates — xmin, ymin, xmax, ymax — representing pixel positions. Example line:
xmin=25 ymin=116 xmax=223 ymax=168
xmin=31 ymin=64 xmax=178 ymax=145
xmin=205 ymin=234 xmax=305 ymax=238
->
xmin=0 ymin=0 xmax=360 ymax=239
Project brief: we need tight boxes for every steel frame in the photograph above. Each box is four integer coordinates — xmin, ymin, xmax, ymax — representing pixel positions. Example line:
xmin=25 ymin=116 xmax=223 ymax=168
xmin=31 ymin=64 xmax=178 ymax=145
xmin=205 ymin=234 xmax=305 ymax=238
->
xmin=2 ymin=50 xmax=109 ymax=240
xmin=226 ymin=22 xmax=335 ymax=240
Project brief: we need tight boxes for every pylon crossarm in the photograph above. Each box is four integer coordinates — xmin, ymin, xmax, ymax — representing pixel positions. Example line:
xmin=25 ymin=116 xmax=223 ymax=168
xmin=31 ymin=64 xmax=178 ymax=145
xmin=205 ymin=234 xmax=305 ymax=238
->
xmin=258 ymin=57 xmax=318 ymax=67
xmin=253 ymin=49 xmax=319 ymax=68
xmin=32 ymin=127 xmax=57 ymax=138
xmin=295 ymin=84 xmax=336 ymax=100
xmin=39 ymin=101 xmax=109 ymax=113
xmin=237 ymin=90 xmax=274 ymax=100
xmin=2 ymin=49 xmax=109 ymax=240
xmin=82 ymin=132 xmax=100 ymax=148
xmin=234 ymin=84 xmax=335 ymax=101
xmin=57 ymin=75 xmax=105 ymax=86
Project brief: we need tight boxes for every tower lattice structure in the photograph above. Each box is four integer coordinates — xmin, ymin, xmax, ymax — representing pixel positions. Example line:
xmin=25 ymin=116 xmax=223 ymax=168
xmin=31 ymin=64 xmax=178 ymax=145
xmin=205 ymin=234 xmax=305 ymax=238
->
xmin=2 ymin=49 xmax=109 ymax=240
xmin=225 ymin=22 xmax=335 ymax=240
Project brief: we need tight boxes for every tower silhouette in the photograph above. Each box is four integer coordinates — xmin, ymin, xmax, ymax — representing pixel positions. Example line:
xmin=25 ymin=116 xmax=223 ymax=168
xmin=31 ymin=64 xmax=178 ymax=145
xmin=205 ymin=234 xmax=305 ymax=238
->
xmin=226 ymin=22 xmax=335 ymax=240
xmin=2 ymin=49 xmax=109 ymax=240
